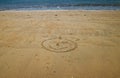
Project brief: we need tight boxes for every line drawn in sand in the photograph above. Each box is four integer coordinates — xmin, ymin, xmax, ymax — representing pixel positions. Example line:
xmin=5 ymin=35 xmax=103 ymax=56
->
xmin=41 ymin=36 xmax=77 ymax=53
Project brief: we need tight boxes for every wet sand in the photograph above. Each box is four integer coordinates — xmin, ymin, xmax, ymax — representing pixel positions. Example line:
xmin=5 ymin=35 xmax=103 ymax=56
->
xmin=0 ymin=10 xmax=120 ymax=78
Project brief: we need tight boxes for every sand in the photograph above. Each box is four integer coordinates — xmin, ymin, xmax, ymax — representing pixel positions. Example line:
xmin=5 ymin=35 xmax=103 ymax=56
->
xmin=0 ymin=10 xmax=120 ymax=78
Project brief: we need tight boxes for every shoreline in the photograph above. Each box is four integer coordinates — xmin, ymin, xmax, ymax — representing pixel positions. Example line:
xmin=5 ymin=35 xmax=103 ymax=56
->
xmin=0 ymin=9 xmax=120 ymax=12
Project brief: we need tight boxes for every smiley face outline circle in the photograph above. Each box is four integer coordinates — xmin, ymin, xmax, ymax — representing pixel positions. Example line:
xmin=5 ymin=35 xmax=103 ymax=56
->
xmin=41 ymin=38 xmax=77 ymax=53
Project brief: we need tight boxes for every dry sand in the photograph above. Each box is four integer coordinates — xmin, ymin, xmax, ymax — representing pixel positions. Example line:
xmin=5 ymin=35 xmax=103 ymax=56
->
xmin=0 ymin=10 xmax=120 ymax=78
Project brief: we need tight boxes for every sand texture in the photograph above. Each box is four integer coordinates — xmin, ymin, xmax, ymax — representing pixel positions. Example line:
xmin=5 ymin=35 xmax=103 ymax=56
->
xmin=0 ymin=10 xmax=120 ymax=78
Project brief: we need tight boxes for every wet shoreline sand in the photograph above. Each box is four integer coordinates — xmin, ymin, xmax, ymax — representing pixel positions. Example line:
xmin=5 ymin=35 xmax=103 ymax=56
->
xmin=0 ymin=10 xmax=120 ymax=78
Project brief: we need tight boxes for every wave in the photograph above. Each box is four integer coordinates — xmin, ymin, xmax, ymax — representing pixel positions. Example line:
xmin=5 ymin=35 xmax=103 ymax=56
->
xmin=0 ymin=3 xmax=120 ymax=11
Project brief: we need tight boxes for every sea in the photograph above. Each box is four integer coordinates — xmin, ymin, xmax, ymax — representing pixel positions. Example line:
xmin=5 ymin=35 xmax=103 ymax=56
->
xmin=0 ymin=0 xmax=120 ymax=10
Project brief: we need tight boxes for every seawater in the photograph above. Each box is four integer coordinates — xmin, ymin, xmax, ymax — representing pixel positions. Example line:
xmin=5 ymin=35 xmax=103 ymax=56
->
xmin=0 ymin=0 xmax=120 ymax=10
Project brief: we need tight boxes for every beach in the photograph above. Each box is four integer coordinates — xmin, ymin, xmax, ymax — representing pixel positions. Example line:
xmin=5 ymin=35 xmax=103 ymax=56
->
xmin=0 ymin=10 xmax=120 ymax=78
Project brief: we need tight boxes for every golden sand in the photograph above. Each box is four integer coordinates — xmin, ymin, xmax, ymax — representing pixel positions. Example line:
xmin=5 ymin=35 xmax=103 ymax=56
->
xmin=0 ymin=10 xmax=120 ymax=78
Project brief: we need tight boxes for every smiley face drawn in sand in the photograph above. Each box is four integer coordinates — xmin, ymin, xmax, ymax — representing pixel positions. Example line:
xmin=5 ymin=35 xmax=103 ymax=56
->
xmin=41 ymin=37 xmax=77 ymax=53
